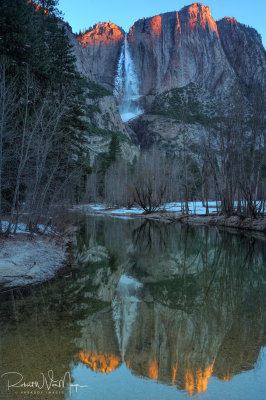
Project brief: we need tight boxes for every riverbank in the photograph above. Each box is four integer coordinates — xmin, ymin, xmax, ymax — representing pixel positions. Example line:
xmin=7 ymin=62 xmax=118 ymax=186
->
xmin=74 ymin=204 xmax=266 ymax=233
xmin=0 ymin=233 xmax=70 ymax=290
xmin=144 ymin=213 xmax=266 ymax=233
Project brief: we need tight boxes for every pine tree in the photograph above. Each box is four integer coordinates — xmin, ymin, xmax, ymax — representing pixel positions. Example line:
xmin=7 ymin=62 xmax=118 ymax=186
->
xmin=0 ymin=0 xmax=36 ymax=67
xmin=108 ymin=133 xmax=121 ymax=164
xmin=0 ymin=0 xmax=93 ymax=229
xmin=48 ymin=24 xmax=77 ymax=93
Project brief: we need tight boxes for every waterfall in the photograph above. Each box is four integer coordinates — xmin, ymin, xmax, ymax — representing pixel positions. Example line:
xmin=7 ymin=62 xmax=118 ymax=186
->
xmin=112 ymin=275 xmax=142 ymax=360
xmin=114 ymin=35 xmax=143 ymax=122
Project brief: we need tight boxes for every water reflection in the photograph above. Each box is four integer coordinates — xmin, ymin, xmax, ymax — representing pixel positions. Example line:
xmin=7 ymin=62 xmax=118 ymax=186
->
xmin=0 ymin=216 xmax=266 ymax=399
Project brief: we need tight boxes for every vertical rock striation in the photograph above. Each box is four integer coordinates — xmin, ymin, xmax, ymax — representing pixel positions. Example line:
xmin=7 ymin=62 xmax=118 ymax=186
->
xmin=127 ymin=3 xmax=234 ymax=96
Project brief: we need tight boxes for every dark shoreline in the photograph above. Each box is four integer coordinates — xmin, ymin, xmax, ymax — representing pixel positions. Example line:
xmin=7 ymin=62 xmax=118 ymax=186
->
xmin=141 ymin=212 xmax=266 ymax=233
xmin=78 ymin=206 xmax=266 ymax=234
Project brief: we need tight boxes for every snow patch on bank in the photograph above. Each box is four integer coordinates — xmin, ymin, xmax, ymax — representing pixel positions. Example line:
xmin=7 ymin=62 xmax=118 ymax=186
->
xmin=0 ymin=237 xmax=66 ymax=288
xmin=75 ymin=202 xmax=220 ymax=218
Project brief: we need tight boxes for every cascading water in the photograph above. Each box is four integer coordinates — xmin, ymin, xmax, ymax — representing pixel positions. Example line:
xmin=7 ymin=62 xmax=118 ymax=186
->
xmin=114 ymin=35 xmax=143 ymax=122
xmin=112 ymin=275 xmax=142 ymax=359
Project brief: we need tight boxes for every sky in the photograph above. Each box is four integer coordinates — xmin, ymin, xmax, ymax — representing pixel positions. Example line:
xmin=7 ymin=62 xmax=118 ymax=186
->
xmin=59 ymin=0 xmax=266 ymax=48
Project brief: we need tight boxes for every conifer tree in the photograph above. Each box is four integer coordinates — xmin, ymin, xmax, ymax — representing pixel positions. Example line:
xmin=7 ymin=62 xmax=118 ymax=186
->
xmin=0 ymin=0 xmax=93 ymax=231
xmin=108 ymin=133 xmax=121 ymax=164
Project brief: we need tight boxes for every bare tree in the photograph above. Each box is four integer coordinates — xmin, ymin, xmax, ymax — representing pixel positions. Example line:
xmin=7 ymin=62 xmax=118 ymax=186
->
xmin=0 ymin=59 xmax=18 ymax=232
xmin=133 ymin=148 xmax=169 ymax=213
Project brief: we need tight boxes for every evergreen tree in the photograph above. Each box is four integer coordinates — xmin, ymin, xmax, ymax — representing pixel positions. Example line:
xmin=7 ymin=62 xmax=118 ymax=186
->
xmin=0 ymin=0 xmax=93 ymax=231
xmin=108 ymin=133 xmax=121 ymax=164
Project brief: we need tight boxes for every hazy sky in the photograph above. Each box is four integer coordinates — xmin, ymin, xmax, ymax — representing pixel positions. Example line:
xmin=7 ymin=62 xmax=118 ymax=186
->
xmin=59 ymin=0 xmax=266 ymax=47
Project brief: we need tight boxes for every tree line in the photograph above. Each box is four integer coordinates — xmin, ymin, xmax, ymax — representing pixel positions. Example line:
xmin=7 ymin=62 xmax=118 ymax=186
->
xmin=0 ymin=0 xmax=91 ymax=233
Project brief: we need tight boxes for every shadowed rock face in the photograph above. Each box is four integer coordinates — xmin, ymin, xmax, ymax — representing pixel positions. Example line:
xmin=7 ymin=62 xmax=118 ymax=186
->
xmin=77 ymin=23 xmax=125 ymax=90
xmin=128 ymin=3 xmax=234 ymax=97
xmin=217 ymin=17 xmax=266 ymax=96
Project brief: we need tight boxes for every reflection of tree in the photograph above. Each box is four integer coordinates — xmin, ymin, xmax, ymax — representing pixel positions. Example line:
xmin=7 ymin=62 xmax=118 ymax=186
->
xmin=0 ymin=273 xmax=106 ymax=400
xmin=132 ymin=220 xmax=169 ymax=254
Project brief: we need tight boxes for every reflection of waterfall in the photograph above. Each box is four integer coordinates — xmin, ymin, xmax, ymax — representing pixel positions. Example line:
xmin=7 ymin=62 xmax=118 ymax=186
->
xmin=112 ymin=275 xmax=142 ymax=359
xmin=114 ymin=35 xmax=143 ymax=122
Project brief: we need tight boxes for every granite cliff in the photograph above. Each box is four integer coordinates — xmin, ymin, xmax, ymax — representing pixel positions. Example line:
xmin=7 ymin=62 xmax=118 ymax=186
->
xmin=71 ymin=3 xmax=266 ymax=152
xmin=65 ymin=23 xmax=137 ymax=164
xmin=128 ymin=4 xmax=234 ymax=97
xmin=217 ymin=17 xmax=266 ymax=96
xmin=77 ymin=22 xmax=125 ymax=90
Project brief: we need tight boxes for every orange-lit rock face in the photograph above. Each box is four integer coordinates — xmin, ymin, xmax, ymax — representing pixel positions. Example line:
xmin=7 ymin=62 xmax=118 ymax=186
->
xmin=76 ymin=351 xmax=121 ymax=374
xmin=172 ymin=364 xmax=178 ymax=385
xmin=128 ymin=26 xmax=135 ymax=41
xmin=126 ymin=351 xmax=215 ymax=395
xmin=77 ymin=23 xmax=124 ymax=47
xmin=185 ymin=368 xmax=194 ymax=396
xmin=175 ymin=13 xmax=182 ymax=35
xmin=148 ymin=360 xmax=158 ymax=380
xmin=187 ymin=3 xmax=219 ymax=37
xmin=185 ymin=363 xmax=214 ymax=396
xmin=150 ymin=16 xmax=162 ymax=36
xmin=222 ymin=373 xmax=232 ymax=381
xmin=196 ymin=363 xmax=214 ymax=393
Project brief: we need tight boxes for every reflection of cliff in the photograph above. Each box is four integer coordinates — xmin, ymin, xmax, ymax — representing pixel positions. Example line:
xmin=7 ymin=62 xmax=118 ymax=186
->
xmin=213 ymin=312 xmax=266 ymax=380
xmin=75 ymin=307 xmax=122 ymax=374
xmin=76 ymin=294 xmax=266 ymax=395
xmin=124 ymin=301 xmax=221 ymax=395
xmin=125 ymin=298 xmax=266 ymax=395
xmin=74 ymin=216 xmax=266 ymax=396
xmin=76 ymin=351 xmax=121 ymax=374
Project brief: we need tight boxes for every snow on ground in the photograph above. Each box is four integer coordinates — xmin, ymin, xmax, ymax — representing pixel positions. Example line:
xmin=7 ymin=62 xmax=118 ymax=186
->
xmin=76 ymin=201 xmax=264 ymax=219
xmin=163 ymin=202 xmax=219 ymax=214
xmin=1 ymin=221 xmax=54 ymax=235
xmin=109 ymin=207 xmax=144 ymax=215
xmin=75 ymin=202 xmax=220 ymax=218
xmin=0 ymin=237 xmax=65 ymax=288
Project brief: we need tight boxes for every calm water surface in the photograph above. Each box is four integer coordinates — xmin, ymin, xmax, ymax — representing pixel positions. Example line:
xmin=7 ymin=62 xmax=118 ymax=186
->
xmin=0 ymin=216 xmax=266 ymax=400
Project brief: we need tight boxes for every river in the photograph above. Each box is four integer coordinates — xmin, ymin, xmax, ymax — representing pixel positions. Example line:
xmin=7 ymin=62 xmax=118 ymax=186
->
xmin=0 ymin=215 xmax=265 ymax=400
